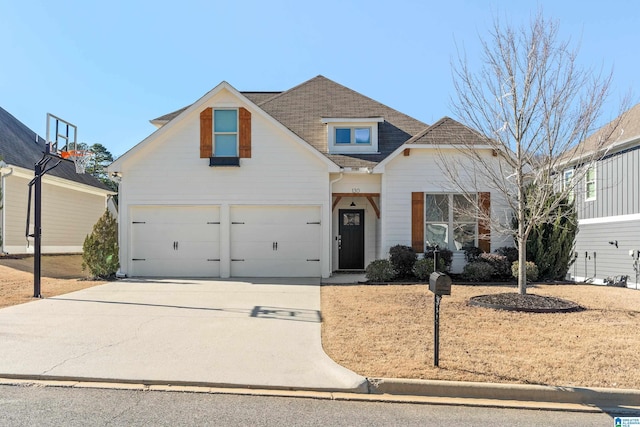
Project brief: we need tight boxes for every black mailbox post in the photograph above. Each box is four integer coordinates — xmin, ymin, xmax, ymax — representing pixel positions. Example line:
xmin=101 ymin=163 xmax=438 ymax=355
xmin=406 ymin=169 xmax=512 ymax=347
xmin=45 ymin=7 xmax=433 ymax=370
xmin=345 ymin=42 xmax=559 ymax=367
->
xmin=429 ymin=271 xmax=452 ymax=367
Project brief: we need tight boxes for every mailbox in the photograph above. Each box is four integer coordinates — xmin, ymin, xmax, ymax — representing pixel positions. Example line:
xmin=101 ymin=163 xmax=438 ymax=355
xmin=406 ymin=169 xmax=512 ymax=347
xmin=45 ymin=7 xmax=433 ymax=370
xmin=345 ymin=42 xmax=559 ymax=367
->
xmin=429 ymin=272 xmax=452 ymax=295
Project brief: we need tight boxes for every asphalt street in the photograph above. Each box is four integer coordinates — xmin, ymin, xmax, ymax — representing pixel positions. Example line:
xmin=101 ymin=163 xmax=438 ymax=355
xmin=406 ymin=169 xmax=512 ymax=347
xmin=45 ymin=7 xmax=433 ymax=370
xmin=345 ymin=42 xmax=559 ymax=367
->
xmin=0 ymin=384 xmax=621 ymax=427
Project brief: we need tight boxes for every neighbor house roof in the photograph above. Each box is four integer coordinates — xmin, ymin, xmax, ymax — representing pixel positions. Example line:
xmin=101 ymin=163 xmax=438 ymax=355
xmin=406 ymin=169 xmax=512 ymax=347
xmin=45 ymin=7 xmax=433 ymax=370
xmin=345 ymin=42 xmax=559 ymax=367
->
xmin=152 ymin=76 xmax=430 ymax=169
xmin=561 ymin=103 xmax=640 ymax=164
xmin=0 ymin=106 xmax=111 ymax=191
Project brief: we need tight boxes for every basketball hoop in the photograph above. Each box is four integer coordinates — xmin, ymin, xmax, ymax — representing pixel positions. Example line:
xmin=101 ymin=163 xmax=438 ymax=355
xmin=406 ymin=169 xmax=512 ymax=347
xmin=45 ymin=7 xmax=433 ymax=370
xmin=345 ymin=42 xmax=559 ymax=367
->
xmin=60 ymin=149 xmax=93 ymax=174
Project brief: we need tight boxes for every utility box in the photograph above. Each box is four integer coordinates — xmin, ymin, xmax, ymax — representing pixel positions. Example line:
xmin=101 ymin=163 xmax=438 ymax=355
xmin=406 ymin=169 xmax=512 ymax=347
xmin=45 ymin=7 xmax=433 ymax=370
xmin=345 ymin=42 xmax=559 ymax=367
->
xmin=429 ymin=272 xmax=452 ymax=295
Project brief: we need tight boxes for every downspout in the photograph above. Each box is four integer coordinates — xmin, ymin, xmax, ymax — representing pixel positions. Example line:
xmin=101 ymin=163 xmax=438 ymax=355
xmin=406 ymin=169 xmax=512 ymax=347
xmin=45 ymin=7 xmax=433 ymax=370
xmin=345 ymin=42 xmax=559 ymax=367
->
xmin=329 ymin=171 xmax=344 ymax=274
xmin=0 ymin=164 xmax=14 ymax=254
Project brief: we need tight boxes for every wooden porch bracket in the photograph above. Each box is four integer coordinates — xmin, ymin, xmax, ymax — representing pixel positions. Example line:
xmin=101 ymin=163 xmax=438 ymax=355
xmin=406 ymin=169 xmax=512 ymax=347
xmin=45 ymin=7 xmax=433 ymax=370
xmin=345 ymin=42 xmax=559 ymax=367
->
xmin=332 ymin=193 xmax=381 ymax=218
xmin=332 ymin=196 xmax=342 ymax=211
xmin=366 ymin=196 xmax=380 ymax=218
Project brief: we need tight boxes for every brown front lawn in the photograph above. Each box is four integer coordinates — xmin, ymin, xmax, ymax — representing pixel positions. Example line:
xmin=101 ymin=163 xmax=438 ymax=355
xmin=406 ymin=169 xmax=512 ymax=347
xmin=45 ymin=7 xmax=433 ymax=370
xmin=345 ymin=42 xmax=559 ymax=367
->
xmin=0 ymin=255 xmax=106 ymax=308
xmin=321 ymin=284 xmax=640 ymax=389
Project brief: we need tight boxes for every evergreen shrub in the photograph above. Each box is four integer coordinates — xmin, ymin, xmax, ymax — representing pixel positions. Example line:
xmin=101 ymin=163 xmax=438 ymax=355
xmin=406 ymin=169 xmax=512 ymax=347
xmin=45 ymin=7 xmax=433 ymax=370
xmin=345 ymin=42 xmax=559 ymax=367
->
xmin=462 ymin=261 xmax=495 ymax=281
xmin=389 ymin=245 xmax=417 ymax=278
xmin=82 ymin=210 xmax=119 ymax=279
xmin=365 ymin=259 xmax=396 ymax=282
xmin=511 ymin=261 xmax=539 ymax=282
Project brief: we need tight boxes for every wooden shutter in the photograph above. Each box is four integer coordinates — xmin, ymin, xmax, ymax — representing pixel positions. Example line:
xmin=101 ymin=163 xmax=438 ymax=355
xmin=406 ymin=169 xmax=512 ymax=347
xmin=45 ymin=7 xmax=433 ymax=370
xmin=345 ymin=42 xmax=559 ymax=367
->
xmin=239 ymin=107 xmax=251 ymax=158
xmin=411 ymin=192 xmax=424 ymax=252
xmin=200 ymin=108 xmax=213 ymax=158
xmin=478 ymin=192 xmax=491 ymax=252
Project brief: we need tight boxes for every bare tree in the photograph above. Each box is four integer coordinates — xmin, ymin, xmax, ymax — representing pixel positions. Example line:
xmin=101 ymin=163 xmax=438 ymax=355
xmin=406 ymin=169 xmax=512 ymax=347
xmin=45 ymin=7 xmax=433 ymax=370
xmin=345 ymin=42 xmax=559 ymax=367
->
xmin=441 ymin=10 xmax=627 ymax=294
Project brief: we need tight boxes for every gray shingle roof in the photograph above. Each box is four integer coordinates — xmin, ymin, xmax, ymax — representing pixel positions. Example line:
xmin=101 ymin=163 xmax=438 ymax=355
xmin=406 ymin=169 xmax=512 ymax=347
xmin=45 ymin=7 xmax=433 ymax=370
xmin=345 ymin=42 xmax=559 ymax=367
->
xmin=406 ymin=116 xmax=487 ymax=145
xmin=257 ymin=76 xmax=428 ymax=168
xmin=559 ymin=103 xmax=640 ymax=163
xmin=581 ymin=103 xmax=640 ymax=153
xmin=0 ymin=106 xmax=111 ymax=190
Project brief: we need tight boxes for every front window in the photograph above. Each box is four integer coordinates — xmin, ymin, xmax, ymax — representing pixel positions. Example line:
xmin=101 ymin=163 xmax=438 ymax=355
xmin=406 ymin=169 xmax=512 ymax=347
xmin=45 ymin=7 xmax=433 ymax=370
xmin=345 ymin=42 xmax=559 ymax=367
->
xmin=425 ymin=194 xmax=477 ymax=251
xmin=585 ymin=166 xmax=596 ymax=201
xmin=214 ymin=109 xmax=238 ymax=157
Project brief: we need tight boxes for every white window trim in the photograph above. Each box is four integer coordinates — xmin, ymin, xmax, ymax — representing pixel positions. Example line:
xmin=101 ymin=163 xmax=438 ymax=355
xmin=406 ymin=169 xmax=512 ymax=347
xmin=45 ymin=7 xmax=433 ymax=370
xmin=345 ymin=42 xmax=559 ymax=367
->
xmin=424 ymin=193 xmax=478 ymax=252
xmin=214 ymin=108 xmax=239 ymax=157
xmin=325 ymin=121 xmax=380 ymax=154
xmin=563 ymin=169 xmax=574 ymax=202
xmin=585 ymin=166 xmax=596 ymax=201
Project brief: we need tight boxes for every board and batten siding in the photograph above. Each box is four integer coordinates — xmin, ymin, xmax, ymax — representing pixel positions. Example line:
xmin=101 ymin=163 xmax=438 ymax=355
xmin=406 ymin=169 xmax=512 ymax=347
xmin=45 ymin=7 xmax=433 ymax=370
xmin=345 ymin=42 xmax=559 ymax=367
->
xmin=570 ymin=144 xmax=640 ymax=287
xmin=381 ymin=148 xmax=512 ymax=271
xmin=575 ymin=146 xmax=640 ymax=220
xmin=3 ymin=173 xmax=107 ymax=254
xmin=117 ymin=88 xmax=333 ymax=277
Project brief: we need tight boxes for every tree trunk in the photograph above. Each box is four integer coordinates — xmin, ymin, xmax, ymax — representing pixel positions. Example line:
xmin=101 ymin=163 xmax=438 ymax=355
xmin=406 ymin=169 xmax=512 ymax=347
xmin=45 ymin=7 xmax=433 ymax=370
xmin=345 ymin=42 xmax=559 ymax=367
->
xmin=518 ymin=228 xmax=527 ymax=294
xmin=517 ymin=168 xmax=527 ymax=295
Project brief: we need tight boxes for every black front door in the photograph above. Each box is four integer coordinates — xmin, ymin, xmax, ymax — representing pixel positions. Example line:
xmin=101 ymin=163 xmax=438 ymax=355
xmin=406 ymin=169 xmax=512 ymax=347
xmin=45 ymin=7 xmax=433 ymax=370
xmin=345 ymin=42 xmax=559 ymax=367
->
xmin=339 ymin=209 xmax=365 ymax=269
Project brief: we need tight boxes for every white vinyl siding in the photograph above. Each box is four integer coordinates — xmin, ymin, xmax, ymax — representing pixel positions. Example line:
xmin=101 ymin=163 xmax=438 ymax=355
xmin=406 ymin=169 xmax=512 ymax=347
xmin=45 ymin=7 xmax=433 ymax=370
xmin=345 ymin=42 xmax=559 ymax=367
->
xmin=2 ymin=173 xmax=107 ymax=254
xmin=116 ymin=88 xmax=332 ymax=278
xmin=381 ymin=148 xmax=512 ymax=272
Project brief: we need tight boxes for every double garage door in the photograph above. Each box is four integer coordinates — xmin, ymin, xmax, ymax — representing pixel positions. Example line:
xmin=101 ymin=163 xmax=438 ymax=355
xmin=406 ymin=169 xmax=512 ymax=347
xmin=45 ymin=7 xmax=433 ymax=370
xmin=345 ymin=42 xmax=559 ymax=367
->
xmin=130 ymin=205 xmax=321 ymax=277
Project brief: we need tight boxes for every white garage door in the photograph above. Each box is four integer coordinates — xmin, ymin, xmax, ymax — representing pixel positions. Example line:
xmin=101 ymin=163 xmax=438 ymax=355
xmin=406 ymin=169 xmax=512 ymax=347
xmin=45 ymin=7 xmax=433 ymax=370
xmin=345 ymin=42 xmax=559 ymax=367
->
xmin=230 ymin=206 xmax=321 ymax=277
xmin=131 ymin=206 xmax=220 ymax=277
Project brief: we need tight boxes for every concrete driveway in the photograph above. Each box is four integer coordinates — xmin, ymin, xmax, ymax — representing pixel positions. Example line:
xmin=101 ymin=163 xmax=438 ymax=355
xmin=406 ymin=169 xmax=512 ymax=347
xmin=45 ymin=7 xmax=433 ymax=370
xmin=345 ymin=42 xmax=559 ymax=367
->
xmin=0 ymin=278 xmax=366 ymax=392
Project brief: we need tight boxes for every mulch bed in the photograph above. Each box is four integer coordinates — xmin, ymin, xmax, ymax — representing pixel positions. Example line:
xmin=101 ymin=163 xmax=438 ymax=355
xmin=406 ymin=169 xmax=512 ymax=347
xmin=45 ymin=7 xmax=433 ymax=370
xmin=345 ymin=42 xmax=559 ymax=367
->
xmin=468 ymin=292 xmax=584 ymax=313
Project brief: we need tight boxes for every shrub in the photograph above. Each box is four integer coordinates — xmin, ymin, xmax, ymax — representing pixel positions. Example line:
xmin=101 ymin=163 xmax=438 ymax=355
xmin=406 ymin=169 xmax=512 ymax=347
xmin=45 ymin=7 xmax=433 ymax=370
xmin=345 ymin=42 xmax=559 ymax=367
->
xmin=511 ymin=261 xmax=539 ymax=282
xmin=495 ymin=246 xmax=519 ymax=264
xmin=365 ymin=259 xmax=396 ymax=282
xmin=424 ymin=247 xmax=453 ymax=271
xmin=389 ymin=245 xmax=417 ymax=278
xmin=514 ymin=186 xmax=577 ymax=280
xmin=82 ymin=210 xmax=119 ymax=279
xmin=462 ymin=261 xmax=495 ymax=282
xmin=464 ymin=246 xmax=483 ymax=262
xmin=478 ymin=253 xmax=511 ymax=279
xmin=413 ymin=258 xmax=446 ymax=280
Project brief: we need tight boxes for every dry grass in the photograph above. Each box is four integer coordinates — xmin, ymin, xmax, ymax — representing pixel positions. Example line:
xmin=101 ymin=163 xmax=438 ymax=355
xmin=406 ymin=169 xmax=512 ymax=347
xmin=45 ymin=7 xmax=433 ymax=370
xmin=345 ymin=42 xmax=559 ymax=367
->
xmin=321 ymin=283 xmax=640 ymax=389
xmin=0 ymin=255 xmax=106 ymax=308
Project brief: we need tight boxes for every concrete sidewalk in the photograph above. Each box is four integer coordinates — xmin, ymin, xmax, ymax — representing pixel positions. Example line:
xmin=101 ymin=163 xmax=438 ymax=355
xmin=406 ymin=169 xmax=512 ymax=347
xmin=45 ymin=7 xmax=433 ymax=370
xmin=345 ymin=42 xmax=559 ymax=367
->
xmin=0 ymin=278 xmax=367 ymax=392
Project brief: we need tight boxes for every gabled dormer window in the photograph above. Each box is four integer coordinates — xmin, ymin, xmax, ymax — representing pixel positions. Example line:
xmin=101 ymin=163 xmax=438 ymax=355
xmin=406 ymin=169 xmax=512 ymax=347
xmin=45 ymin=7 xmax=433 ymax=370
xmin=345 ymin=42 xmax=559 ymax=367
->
xmin=322 ymin=117 xmax=383 ymax=154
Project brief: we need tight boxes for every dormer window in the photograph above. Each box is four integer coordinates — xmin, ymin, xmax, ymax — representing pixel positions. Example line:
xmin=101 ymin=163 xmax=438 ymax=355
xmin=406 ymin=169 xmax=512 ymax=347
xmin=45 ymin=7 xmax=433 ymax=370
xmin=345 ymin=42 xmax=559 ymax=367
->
xmin=322 ymin=117 xmax=383 ymax=154
xmin=336 ymin=127 xmax=371 ymax=145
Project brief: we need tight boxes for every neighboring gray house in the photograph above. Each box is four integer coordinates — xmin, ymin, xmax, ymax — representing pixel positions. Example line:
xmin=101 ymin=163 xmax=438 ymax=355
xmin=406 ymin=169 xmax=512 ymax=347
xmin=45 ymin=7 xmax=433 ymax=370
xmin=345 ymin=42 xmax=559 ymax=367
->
xmin=568 ymin=103 xmax=640 ymax=288
xmin=0 ymin=107 xmax=113 ymax=254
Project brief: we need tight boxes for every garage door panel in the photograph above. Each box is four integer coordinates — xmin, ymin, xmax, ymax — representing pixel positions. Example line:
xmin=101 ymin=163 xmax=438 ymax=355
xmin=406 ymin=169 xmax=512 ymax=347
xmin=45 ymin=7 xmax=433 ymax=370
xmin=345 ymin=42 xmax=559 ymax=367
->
xmin=230 ymin=206 xmax=321 ymax=277
xmin=131 ymin=206 xmax=220 ymax=277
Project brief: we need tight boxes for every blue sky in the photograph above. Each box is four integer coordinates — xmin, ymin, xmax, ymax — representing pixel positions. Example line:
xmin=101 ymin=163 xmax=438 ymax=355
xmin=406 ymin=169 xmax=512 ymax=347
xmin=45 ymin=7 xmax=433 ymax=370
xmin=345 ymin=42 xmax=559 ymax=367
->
xmin=1 ymin=0 xmax=638 ymax=157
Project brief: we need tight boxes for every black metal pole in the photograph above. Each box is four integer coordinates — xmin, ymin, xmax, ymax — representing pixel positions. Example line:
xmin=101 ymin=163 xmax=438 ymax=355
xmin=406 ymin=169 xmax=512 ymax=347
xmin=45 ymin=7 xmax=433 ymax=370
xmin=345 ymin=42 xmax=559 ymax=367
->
xmin=33 ymin=161 xmax=42 ymax=298
xmin=434 ymin=293 xmax=441 ymax=367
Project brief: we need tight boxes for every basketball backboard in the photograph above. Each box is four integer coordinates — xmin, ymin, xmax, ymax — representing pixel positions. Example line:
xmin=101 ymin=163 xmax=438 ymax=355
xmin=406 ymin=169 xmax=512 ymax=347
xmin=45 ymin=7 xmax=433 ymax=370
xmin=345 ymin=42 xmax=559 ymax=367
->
xmin=45 ymin=113 xmax=92 ymax=174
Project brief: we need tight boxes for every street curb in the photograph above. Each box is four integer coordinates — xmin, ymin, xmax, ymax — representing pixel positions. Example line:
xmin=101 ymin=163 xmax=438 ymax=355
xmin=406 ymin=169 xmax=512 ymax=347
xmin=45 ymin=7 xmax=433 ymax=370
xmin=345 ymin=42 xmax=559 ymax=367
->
xmin=368 ymin=378 xmax=640 ymax=411
xmin=1 ymin=375 xmax=639 ymax=413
